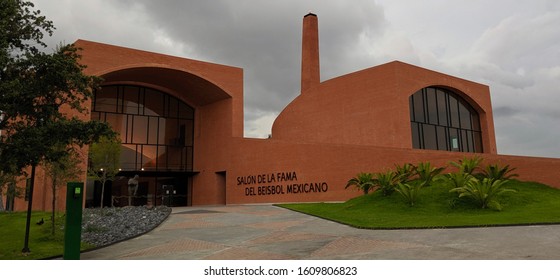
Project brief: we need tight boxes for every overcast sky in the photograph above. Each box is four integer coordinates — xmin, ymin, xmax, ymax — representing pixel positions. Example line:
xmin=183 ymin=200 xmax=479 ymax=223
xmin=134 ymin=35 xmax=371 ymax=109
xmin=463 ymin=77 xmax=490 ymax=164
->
xmin=33 ymin=0 xmax=560 ymax=158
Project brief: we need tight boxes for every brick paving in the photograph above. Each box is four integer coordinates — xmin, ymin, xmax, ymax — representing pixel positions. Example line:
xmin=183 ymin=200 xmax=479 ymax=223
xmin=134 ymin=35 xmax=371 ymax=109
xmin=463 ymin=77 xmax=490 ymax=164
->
xmin=203 ymin=247 xmax=293 ymax=260
xmin=247 ymin=231 xmax=332 ymax=245
xmin=310 ymin=237 xmax=426 ymax=258
xmin=80 ymin=205 xmax=560 ymax=260
xmin=120 ymin=238 xmax=227 ymax=259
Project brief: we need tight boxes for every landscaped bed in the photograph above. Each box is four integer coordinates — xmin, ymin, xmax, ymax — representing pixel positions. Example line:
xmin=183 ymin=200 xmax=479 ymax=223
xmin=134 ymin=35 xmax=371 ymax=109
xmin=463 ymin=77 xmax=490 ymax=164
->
xmin=0 ymin=206 xmax=169 ymax=260
xmin=279 ymin=180 xmax=560 ymax=229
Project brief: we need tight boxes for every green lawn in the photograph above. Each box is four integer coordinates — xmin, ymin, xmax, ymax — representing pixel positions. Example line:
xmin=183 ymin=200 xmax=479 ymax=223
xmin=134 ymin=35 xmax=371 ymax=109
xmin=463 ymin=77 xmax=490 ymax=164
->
xmin=279 ymin=180 xmax=560 ymax=229
xmin=0 ymin=211 xmax=93 ymax=260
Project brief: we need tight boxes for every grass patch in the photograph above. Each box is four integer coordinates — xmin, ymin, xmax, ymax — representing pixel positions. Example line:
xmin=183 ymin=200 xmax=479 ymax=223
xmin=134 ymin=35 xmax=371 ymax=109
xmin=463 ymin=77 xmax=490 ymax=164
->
xmin=279 ymin=180 xmax=560 ymax=229
xmin=0 ymin=211 xmax=94 ymax=260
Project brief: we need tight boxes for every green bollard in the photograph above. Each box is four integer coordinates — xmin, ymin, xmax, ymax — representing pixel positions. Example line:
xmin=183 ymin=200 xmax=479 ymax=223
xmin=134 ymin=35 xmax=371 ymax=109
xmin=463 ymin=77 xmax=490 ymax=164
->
xmin=63 ymin=182 xmax=84 ymax=260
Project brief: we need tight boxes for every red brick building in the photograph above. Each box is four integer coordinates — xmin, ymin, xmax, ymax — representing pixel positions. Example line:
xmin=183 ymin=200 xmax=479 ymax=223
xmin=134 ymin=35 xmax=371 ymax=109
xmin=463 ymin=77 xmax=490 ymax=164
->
xmin=9 ymin=13 xmax=560 ymax=211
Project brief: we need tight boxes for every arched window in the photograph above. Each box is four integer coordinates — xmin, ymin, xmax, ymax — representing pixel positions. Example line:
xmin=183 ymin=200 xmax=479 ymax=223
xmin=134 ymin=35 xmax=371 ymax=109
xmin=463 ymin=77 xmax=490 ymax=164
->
xmin=409 ymin=87 xmax=483 ymax=153
xmin=92 ymin=85 xmax=194 ymax=171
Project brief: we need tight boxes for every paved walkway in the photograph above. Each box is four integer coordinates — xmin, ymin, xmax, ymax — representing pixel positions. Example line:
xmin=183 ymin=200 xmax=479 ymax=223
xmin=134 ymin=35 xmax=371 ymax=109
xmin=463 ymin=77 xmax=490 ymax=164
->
xmin=80 ymin=204 xmax=560 ymax=260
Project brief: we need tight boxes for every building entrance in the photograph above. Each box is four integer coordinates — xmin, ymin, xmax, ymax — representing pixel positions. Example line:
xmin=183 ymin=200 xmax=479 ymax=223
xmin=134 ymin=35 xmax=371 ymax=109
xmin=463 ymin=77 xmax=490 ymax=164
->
xmin=89 ymin=85 xmax=196 ymax=207
xmin=90 ymin=172 xmax=193 ymax=207
xmin=112 ymin=172 xmax=192 ymax=207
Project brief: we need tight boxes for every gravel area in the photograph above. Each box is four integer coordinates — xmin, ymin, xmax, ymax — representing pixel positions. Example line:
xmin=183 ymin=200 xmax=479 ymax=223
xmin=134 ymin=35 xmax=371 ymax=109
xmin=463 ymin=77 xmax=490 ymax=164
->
xmin=81 ymin=206 xmax=171 ymax=247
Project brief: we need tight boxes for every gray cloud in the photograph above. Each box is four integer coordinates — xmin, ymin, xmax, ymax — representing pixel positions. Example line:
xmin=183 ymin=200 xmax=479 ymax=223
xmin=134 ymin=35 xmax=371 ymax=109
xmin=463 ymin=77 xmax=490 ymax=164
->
xmin=123 ymin=1 xmax=387 ymax=109
xmin=32 ymin=0 xmax=560 ymax=158
xmin=494 ymin=106 xmax=522 ymax=119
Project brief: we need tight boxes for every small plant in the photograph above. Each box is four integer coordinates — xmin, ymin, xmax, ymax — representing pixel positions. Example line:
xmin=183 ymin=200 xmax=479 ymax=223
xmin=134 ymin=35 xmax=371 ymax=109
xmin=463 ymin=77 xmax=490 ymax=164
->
xmin=450 ymin=156 xmax=483 ymax=175
xmin=395 ymin=181 xmax=425 ymax=206
xmin=415 ymin=162 xmax=445 ymax=186
xmin=480 ymin=163 xmax=518 ymax=181
xmin=373 ymin=170 xmax=400 ymax=196
xmin=444 ymin=171 xmax=476 ymax=189
xmin=345 ymin=172 xmax=375 ymax=195
xmin=450 ymin=178 xmax=517 ymax=210
xmin=394 ymin=163 xmax=416 ymax=183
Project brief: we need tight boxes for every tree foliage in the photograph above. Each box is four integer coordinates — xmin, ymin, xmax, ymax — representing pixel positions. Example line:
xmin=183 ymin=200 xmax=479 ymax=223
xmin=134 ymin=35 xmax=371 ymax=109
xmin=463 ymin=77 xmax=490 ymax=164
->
xmin=44 ymin=147 xmax=82 ymax=234
xmin=87 ymin=136 xmax=121 ymax=208
xmin=0 ymin=0 xmax=54 ymax=60
xmin=0 ymin=1 xmax=114 ymax=253
xmin=0 ymin=0 xmax=114 ymax=175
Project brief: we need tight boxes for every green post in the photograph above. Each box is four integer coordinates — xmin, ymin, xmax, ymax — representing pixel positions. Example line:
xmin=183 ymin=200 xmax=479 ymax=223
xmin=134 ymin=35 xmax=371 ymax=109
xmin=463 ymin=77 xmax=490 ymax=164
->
xmin=63 ymin=182 xmax=84 ymax=260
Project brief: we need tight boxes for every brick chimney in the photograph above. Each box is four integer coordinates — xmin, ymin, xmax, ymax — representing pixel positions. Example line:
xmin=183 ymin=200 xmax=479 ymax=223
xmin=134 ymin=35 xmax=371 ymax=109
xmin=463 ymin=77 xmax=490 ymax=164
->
xmin=301 ymin=13 xmax=320 ymax=93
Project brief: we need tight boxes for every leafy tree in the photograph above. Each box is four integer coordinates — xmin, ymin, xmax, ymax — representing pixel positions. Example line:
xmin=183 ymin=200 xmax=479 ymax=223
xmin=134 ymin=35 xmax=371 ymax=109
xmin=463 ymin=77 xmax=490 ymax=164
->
xmin=0 ymin=0 xmax=54 ymax=64
xmin=43 ymin=147 xmax=82 ymax=235
xmin=0 ymin=0 xmax=114 ymax=253
xmin=345 ymin=172 xmax=375 ymax=195
xmin=1 ymin=0 xmax=112 ymax=171
xmin=88 ymin=136 xmax=121 ymax=208
xmin=450 ymin=178 xmax=516 ymax=210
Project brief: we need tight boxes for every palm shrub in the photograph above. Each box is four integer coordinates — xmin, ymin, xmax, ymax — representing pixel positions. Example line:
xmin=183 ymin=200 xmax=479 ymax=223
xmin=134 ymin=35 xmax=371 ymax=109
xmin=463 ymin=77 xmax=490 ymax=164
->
xmin=345 ymin=172 xmax=375 ymax=195
xmin=395 ymin=181 xmax=425 ymax=206
xmin=449 ymin=178 xmax=517 ymax=210
xmin=394 ymin=163 xmax=416 ymax=183
xmin=415 ymin=162 xmax=445 ymax=186
xmin=373 ymin=170 xmax=400 ymax=196
xmin=450 ymin=156 xmax=483 ymax=175
xmin=444 ymin=172 xmax=477 ymax=208
xmin=444 ymin=171 xmax=476 ymax=189
xmin=480 ymin=163 xmax=518 ymax=181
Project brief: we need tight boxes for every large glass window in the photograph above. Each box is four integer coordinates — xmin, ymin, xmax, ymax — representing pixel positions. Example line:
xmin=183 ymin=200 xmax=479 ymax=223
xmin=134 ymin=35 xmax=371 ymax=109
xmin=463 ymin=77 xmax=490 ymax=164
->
xmin=93 ymin=85 xmax=194 ymax=172
xmin=410 ymin=87 xmax=483 ymax=153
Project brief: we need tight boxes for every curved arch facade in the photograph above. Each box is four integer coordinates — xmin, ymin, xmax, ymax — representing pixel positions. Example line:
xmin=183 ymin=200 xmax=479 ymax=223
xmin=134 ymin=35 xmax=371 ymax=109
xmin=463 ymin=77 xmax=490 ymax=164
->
xmin=272 ymin=61 xmax=497 ymax=153
xmin=409 ymin=87 xmax=483 ymax=153
xmin=92 ymin=84 xmax=195 ymax=172
xmin=74 ymin=40 xmax=245 ymax=207
xmin=13 ymin=15 xmax=560 ymax=213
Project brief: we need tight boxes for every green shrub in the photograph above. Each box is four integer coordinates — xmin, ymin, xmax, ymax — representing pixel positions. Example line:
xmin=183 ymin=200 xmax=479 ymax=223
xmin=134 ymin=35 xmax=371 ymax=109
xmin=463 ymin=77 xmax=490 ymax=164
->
xmin=450 ymin=178 xmax=517 ymax=210
xmin=394 ymin=163 xmax=416 ymax=183
xmin=395 ymin=181 xmax=425 ymax=206
xmin=373 ymin=170 xmax=400 ymax=196
xmin=444 ymin=171 xmax=476 ymax=189
xmin=345 ymin=172 xmax=375 ymax=195
xmin=415 ymin=162 xmax=445 ymax=186
xmin=345 ymin=159 xmax=520 ymax=212
xmin=480 ymin=163 xmax=518 ymax=181
xmin=450 ymin=156 xmax=483 ymax=175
